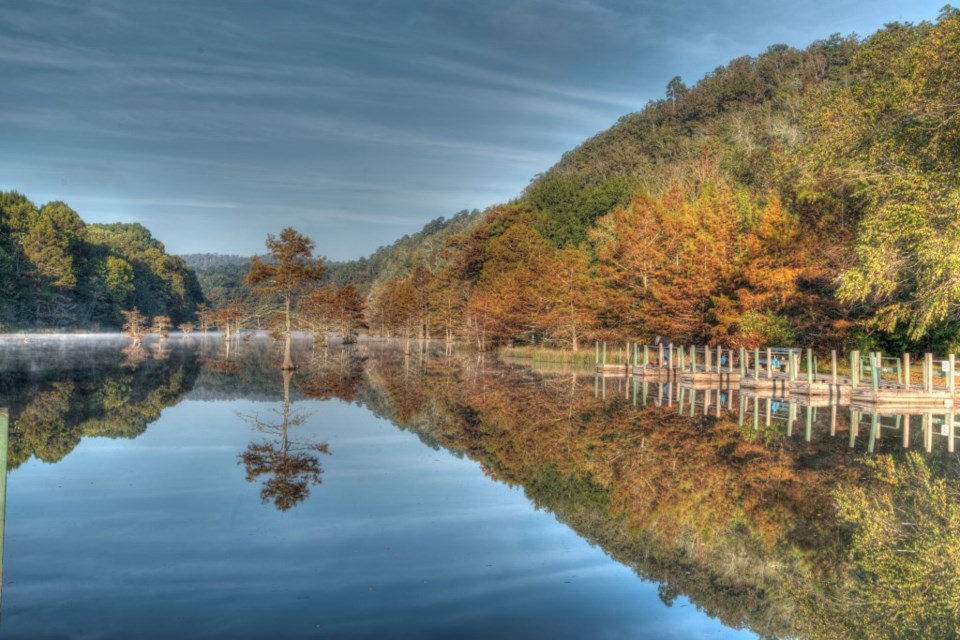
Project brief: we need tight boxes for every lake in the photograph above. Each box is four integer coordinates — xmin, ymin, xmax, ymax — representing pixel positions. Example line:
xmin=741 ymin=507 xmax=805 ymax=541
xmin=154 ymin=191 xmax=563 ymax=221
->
xmin=0 ymin=335 xmax=957 ymax=639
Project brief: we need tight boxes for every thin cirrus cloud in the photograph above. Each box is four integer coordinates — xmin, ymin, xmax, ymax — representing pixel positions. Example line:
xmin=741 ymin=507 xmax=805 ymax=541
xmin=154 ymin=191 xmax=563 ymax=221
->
xmin=0 ymin=0 xmax=946 ymax=260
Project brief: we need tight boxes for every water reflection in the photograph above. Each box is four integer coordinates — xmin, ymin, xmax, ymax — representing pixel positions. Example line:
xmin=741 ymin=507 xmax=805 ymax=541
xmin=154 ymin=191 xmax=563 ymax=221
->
xmin=238 ymin=370 xmax=330 ymax=511
xmin=1 ymin=340 xmax=960 ymax=638
xmin=618 ymin=376 xmax=960 ymax=457
xmin=0 ymin=409 xmax=8 ymax=610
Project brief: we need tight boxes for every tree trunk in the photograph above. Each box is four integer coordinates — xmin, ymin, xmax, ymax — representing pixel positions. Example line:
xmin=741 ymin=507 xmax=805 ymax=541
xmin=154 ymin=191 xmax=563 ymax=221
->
xmin=282 ymin=295 xmax=296 ymax=370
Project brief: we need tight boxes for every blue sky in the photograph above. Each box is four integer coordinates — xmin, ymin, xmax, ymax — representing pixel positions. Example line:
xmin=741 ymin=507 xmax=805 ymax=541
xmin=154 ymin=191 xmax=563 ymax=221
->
xmin=0 ymin=0 xmax=946 ymax=260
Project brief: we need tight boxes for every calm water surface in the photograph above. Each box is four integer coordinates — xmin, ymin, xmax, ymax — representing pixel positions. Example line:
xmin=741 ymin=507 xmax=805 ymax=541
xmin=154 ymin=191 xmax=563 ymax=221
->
xmin=0 ymin=336 xmax=957 ymax=639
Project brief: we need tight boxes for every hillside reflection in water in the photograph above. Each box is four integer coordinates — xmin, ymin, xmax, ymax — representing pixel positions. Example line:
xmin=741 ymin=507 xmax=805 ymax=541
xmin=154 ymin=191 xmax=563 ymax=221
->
xmin=0 ymin=337 xmax=957 ymax=639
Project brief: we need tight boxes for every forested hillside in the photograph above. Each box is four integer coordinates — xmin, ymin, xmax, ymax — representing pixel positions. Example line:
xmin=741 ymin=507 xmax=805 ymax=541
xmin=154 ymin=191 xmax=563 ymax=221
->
xmin=324 ymin=209 xmax=481 ymax=288
xmin=180 ymin=253 xmax=253 ymax=309
xmin=182 ymin=209 xmax=481 ymax=309
xmin=0 ymin=191 xmax=203 ymax=330
xmin=7 ymin=10 xmax=959 ymax=351
xmin=360 ymin=9 xmax=960 ymax=353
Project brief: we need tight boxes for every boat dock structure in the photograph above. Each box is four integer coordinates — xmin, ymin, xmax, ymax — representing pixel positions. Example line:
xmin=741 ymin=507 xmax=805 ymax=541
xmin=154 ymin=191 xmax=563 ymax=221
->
xmin=594 ymin=341 xmax=959 ymax=411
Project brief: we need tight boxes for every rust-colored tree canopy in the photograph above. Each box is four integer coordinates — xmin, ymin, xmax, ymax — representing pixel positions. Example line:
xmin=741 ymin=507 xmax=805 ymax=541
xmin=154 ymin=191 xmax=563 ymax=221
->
xmin=246 ymin=227 xmax=326 ymax=297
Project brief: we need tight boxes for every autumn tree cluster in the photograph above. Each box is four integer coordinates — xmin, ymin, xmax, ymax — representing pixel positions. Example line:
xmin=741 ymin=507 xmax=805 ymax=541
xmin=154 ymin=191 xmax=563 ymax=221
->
xmin=357 ymin=10 xmax=960 ymax=353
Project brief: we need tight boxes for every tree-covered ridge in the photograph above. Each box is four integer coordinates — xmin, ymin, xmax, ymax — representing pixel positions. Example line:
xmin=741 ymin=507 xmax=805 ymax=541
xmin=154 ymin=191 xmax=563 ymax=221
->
xmin=324 ymin=209 xmax=481 ymax=290
xmin=179 ymin=211 xmax=481 ymax=311
xmin=0 ymin=191 xmax=204 ymax=330
xmin=359 ymin=9 xmax=960 ymax=353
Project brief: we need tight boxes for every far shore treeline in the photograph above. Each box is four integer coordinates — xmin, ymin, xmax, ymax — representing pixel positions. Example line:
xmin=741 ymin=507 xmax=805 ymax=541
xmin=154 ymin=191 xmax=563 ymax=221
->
xmin=4 ymin=9 xmax=960 ymax=353
xmin=0 ymin=191 xmax=203 ymax=329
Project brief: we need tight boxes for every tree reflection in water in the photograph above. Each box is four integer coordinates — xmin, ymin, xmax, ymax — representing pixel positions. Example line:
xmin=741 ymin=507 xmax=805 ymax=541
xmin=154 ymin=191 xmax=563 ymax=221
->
xmin=7 ymin=338 xmax=960 ymax=637
xmin=238 ymin=369 xmax=330 ymax=511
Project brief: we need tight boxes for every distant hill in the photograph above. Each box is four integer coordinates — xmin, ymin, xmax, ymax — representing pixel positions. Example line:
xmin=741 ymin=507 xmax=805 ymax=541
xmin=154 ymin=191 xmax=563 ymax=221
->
xmin=179 ymin=253 xmax=251 ymax=272
xmin=179 ymin=209 xmax=482 ymax=306
xmin=179 ymin=253 xmax=253 ymax=309
xmin=325 ymin=209 xmax=482 ymax=291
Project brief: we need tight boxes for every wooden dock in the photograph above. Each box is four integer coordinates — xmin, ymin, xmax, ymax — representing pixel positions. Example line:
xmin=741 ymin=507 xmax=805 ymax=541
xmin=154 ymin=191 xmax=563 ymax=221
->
xmin=632 ymin=365 xmax=673 ymax=379
xmin=590 ymin=341 xmax=960 ymax=411
xmin=680 ymin=371 xmax=740 ymax=385
xmin=851 ymin=389 xmax=954 ymax=410
xmin=789 ymin=379 xmax=851 ymax=398
xmin=740 ymin=376 xmax=791 ymax=394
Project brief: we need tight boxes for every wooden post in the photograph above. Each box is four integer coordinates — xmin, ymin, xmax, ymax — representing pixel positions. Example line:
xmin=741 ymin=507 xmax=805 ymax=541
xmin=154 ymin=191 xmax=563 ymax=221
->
xmin=904 ymin=353 xmax=911 ymax=389
xmin=787 ymin=403 xmax=796 ymax=437
xmin=807 ymin=348 xmax=814 ymax=385
xmin=738 ymin=394 xmax=745 ymax=428
xmin=765 ymin=397 xmax=772 ymax=427
xmin=831 ymin=350 xmax=837 ymax=385
xmin=949 ymin=413 xmax=956 ymax=454
xmin=926 ymin=353 xmax=934 ymax=391
xmin=728 ymin=349 xmax=734 ymax=374
xmin=753 ymin=396 xmax=759 ymax=431
xmin=679 ymin=346 xmax=685 ymax=372
xmin=924 ymin=413 xmax=932 ymax=452
xmin=903 ymin=414 xmax=911 ymax=448
xmin=870 ymin=353 xmax=880 ymax=393
xmin=767 ymin=348 xmax=773 ymax=380
xmin=643 ymin=345 xmax=649 ymax=367
xmin=868 ymin=414 xmax=878 ymax=453
xmin=602 ymin=342 xmax=607 ymax=365
xmin=851 ymin=350 xmax=860 ymax=387
xmin=704 ymin=345 xmax=710 ymax=373
xmin=830 ymin=404 xmax=837 ymax=436
xmin=595 ymin=340 xmax=599 ymax=365
xmin=805 ymin=405 xmax=813 ymax=442
xmin=658 ymin=345 xmax=663 ymax=369
xmin=716 ymin=345 xmax=722 ymax=374
xmin=850 ymin=409 xmax=858 ymax=448
xmin=691 ymin=345 xmax=697 ymax=373
xmin=950 ymin=354 xmax=956 ymax=396
xmin=754 ymin=348 xmax=760 ymax=381
xmin=739 ymin=347 xmax=746 ymax=377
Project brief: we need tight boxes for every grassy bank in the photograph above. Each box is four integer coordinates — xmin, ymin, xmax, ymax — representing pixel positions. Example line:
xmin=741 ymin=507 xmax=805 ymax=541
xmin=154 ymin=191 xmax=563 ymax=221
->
xmin=499 ymin=346 xmax=597 ymax=365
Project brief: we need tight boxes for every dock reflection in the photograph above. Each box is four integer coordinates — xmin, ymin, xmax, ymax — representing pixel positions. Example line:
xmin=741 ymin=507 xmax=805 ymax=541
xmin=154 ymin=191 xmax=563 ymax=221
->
xmin=596 ymin=375 xmax=960 ymax=455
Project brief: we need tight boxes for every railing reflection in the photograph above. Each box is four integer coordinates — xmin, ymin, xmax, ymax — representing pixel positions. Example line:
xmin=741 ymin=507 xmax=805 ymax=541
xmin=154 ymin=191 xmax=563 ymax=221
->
xmin=596 ymin=375 xmax=960 ymax=455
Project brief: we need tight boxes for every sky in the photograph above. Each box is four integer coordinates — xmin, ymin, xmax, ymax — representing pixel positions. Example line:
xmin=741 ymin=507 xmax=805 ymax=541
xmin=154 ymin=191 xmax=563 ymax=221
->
xmin=0 ymin=0 xmax=947 ymax=261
